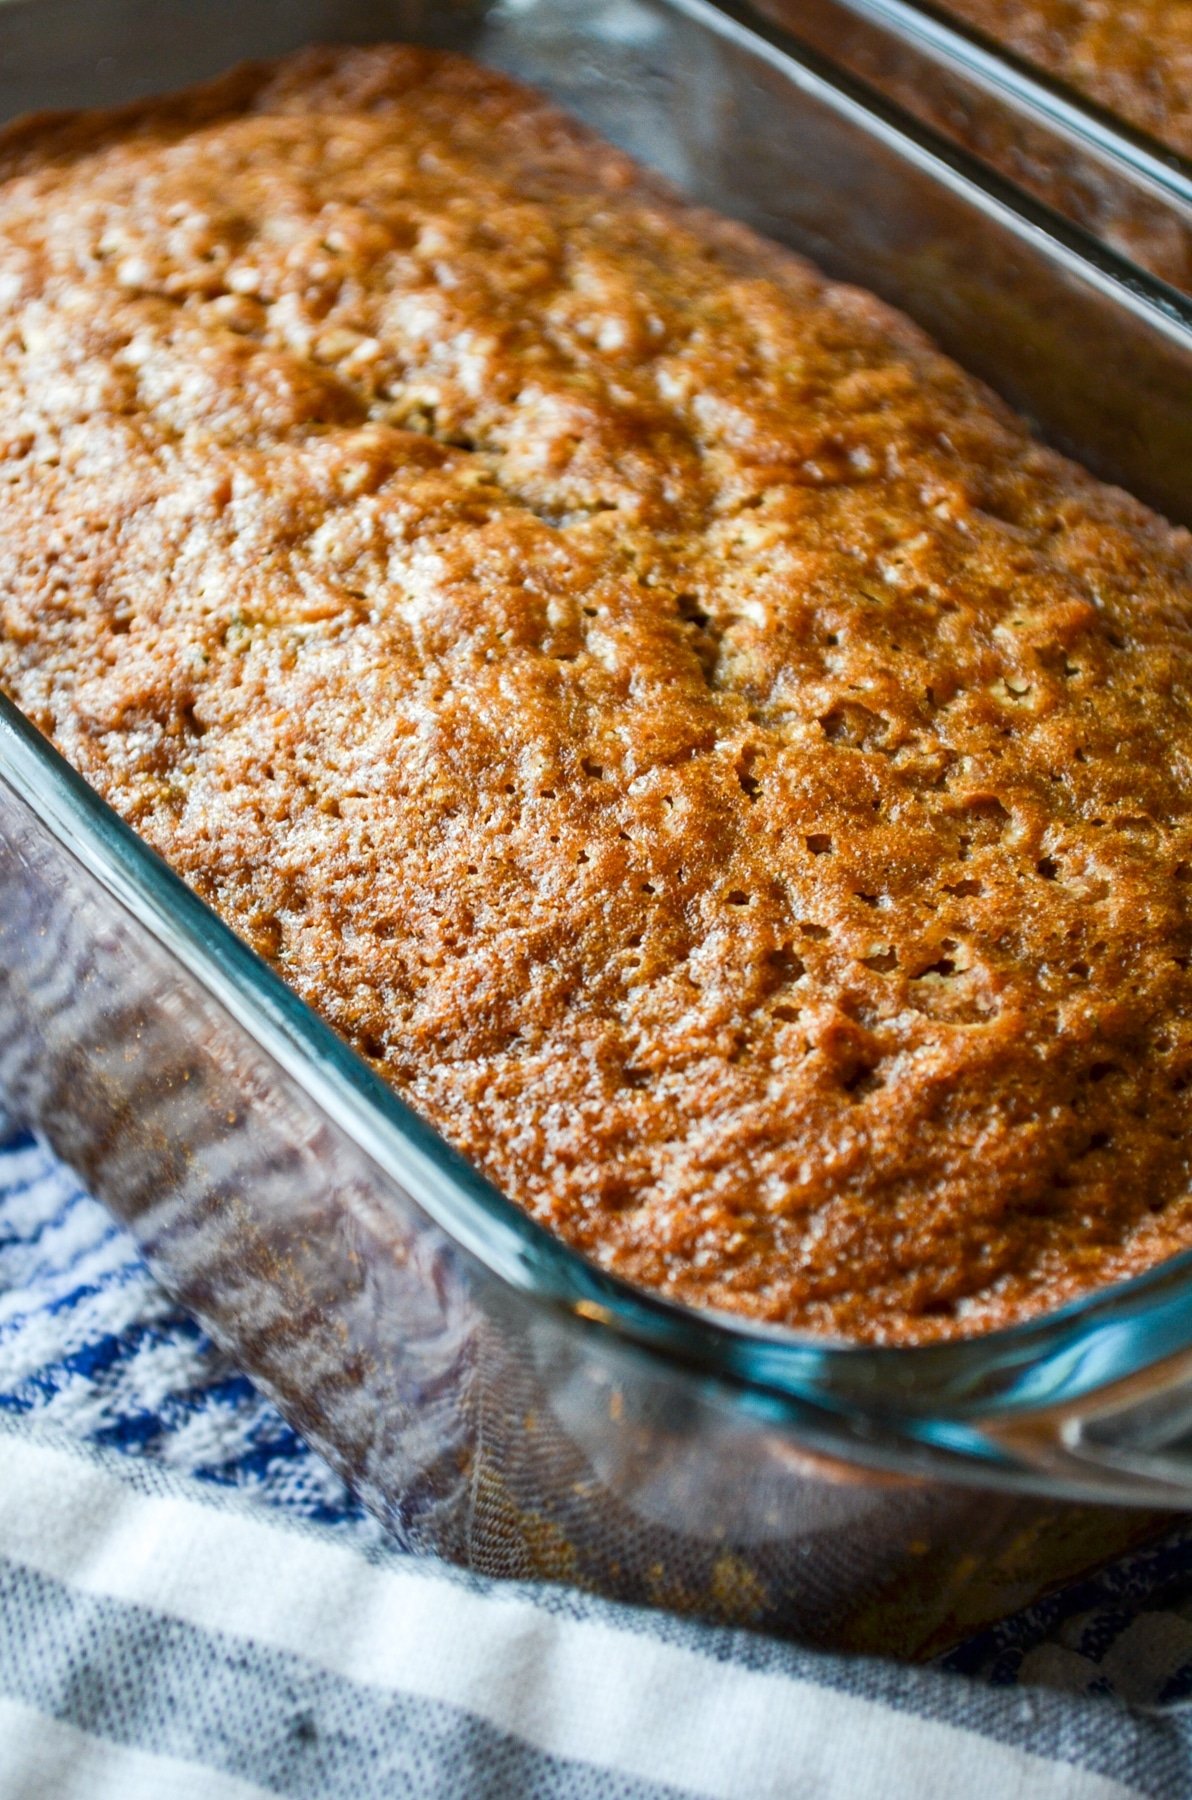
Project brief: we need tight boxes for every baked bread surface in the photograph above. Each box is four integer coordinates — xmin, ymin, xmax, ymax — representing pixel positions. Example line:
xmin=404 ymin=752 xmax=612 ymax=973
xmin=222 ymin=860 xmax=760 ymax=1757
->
xmin=1 ymin=47 xmax=1192 ymax=1343
xmin=942 ymin=0 xmax=1192 ymax=156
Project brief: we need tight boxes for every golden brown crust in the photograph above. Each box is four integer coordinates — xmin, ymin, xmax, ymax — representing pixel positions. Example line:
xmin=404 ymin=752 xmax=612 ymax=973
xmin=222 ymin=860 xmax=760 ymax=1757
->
xmin=2 ymin=46 xmax=1192 ymax=1343
xmin=941 ymin=0 xmax=1192 ymax=157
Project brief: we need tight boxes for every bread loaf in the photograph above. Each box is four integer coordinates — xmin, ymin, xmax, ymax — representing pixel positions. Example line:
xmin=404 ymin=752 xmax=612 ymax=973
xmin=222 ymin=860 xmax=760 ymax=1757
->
xmin=1 ymin=47 xmax=1191 ymax=1341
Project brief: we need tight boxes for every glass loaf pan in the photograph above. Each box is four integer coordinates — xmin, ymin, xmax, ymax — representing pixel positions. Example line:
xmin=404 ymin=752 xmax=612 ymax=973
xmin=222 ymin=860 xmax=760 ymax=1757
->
xmin=747 ymin=0 xmax=1192 ymax=295
xmin=3 ymin=0 xmax=1192 ymax=1658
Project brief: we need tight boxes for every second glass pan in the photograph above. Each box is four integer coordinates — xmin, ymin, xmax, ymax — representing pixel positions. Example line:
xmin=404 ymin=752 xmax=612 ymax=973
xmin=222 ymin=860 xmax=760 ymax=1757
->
xmin=750 ymin=0 xmax=1192 ymax=295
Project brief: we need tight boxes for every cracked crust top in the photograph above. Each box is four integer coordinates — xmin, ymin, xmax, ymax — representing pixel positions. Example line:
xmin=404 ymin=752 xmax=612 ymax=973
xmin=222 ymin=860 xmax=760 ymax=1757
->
xmin=2 ymin=46 xmax=1192 ymax=1341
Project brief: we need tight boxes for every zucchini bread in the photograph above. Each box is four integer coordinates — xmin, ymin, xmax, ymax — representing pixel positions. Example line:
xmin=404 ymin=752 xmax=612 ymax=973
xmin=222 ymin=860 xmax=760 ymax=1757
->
xmin=1 ymin=46 xmax=1191 ymax=1343
xmin=943 ymin=0 xmax=1192 ymax=159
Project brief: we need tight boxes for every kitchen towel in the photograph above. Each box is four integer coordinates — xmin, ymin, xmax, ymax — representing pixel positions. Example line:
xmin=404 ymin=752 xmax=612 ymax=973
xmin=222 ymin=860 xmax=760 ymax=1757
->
xmin=2 ymin=1116 xmax=1192 ymax=1799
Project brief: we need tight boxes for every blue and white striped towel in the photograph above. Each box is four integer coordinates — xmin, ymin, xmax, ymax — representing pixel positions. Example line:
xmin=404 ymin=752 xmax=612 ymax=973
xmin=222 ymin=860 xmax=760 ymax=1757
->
xmin=3 ymin=1113 xmax=1192 ymax=1798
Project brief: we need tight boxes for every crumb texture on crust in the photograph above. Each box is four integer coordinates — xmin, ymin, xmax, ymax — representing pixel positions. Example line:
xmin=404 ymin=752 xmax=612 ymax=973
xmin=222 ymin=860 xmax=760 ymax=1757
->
xmin=2 ymin=45 xmax=1192 ymax=1343
xmin=942 ymin=0 xmax=1192 ymax=155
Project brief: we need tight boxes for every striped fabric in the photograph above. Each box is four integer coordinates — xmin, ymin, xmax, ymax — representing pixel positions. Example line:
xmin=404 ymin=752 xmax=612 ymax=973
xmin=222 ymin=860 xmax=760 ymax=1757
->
xmin=0 ymin=1121 xmax=379 ymax=1534
xmin=2 ymin=1118 xmax=1192 ymax=1798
